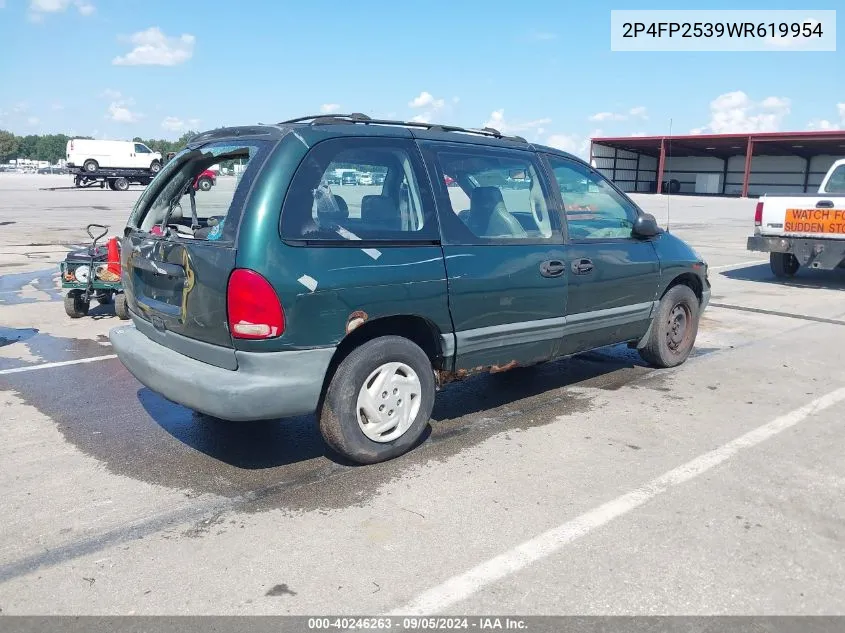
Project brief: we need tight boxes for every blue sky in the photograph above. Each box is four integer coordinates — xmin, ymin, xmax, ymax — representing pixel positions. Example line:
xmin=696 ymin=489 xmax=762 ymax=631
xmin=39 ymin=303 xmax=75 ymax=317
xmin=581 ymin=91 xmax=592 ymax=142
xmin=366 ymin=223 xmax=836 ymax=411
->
xmin=0 ymin=0 xmax=842 ymax=156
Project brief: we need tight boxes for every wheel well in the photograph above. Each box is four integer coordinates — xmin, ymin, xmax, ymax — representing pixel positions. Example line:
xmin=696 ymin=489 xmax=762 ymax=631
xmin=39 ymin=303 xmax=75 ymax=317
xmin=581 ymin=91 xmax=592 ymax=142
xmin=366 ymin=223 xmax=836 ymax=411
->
xmin=664 ymin=272 xmax=703 ymax=302
xmin=317 ymin=315 xmax=443 ymax=409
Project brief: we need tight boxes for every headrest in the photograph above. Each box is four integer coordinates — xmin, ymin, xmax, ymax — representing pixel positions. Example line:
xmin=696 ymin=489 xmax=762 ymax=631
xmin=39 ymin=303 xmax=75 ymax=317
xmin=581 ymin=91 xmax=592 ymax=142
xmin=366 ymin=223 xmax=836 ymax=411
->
xmin=470 ymin=186 xmax=506 ymax=214
xmin=314 ymin=185 xmax=349 ymax=225
xmin=361 ymin=195 xmax=400 ymax=230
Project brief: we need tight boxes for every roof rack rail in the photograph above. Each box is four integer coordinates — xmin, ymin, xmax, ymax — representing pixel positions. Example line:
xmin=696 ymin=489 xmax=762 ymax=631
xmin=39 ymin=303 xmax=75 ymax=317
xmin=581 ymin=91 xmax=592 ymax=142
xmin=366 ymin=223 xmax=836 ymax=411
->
xmin=277 ymin=113 xmax=528 ymax=143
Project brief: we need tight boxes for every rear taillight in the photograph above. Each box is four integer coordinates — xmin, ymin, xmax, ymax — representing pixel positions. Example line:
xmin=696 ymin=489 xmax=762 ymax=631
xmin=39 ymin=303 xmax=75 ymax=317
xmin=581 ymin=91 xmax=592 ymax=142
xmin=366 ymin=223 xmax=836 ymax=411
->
xmin=70 ymin=140 xmax=74 ymax=150
xmin=227 ymin=269 xmax=285 ymax=339
xmin=754 ymin=201 xmax=764 ymax=226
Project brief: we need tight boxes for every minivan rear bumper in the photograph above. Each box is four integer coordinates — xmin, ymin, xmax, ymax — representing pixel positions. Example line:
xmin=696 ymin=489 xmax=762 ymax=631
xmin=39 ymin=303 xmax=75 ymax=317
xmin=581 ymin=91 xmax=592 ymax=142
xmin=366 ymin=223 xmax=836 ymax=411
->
xmin=109 ymin=324 xmax=335 ymax=421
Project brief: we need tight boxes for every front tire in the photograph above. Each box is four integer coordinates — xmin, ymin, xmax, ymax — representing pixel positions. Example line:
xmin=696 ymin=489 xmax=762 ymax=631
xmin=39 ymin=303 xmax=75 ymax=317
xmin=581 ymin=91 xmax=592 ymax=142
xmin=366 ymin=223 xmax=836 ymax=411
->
xmin=150 ymin=161 xmax=161 ymax=174
xmin=64 ymin=291 xmax=89 ymax=318
xmin=197 ymin=177 xmax=213 ymax=191
xmin=319 ymin=336 xmax=435 ymax=464
xmin=770 ymin=252 xmax=799 ymax=278
xmin=638 ymin=284 xmax=700 ymax=369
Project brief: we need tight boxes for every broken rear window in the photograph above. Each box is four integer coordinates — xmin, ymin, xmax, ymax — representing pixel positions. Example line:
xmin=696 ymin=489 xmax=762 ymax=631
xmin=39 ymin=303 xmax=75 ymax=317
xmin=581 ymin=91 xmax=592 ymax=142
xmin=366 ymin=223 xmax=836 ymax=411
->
xmin=129 ymin=140 xmax=271 ymax=243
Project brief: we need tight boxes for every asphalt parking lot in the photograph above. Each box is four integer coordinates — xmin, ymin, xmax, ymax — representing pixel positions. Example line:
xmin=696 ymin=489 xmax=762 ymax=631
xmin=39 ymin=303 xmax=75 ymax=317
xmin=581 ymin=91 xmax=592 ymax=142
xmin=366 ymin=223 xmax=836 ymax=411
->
xmin=1 ymin=173 xmax=844 ymax=616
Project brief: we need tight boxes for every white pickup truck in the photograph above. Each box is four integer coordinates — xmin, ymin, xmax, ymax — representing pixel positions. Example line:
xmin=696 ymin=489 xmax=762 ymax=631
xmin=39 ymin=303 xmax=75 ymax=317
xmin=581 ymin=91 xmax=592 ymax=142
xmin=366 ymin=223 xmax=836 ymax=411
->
xmin=747 ymin=158 xmax=845 ymax=277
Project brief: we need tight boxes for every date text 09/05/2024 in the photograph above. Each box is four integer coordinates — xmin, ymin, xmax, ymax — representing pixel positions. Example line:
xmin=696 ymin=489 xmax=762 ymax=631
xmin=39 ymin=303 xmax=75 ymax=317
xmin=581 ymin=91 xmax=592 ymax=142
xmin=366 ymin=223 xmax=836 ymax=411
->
xmin=621 ymin=22 xmax=824 ymax=39
xmin=307 ymin=617 xmax=529 ymax=630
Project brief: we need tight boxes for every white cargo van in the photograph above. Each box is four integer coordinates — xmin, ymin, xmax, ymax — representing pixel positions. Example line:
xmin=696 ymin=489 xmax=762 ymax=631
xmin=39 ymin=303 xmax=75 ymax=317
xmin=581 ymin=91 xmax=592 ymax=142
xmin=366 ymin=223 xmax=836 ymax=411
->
xmin=66 ymin=139 xmax=162 ymax=173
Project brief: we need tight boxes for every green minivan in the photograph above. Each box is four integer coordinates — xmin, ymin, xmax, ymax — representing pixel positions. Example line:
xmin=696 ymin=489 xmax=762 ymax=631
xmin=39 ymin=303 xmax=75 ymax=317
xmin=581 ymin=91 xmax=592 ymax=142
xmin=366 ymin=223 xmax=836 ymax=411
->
xmin=110 ymin=114 xmax=710 ymax=464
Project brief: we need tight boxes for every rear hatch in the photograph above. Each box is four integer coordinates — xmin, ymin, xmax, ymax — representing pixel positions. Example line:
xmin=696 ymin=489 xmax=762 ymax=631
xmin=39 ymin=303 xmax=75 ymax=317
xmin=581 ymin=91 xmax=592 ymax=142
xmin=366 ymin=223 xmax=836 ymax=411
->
xmin=122 ymin=138 xmax=274 ymax=368
xmin=758 ymin=194 xmax=845 ymax=239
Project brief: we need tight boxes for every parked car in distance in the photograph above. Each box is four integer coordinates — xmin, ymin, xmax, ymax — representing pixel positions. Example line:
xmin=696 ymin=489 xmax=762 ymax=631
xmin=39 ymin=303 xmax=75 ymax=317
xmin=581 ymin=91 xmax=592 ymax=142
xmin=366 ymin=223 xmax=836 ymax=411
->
xmin=193 ymin=169 xmax=217 ymax=191
xmin=357 ymin=172 xmax=374 ymax=185
xmin=110 ymin=115 xmax=711 ymax=466
xmin=341 ymin=171 xmax=358 ymax=185
xmin=66 ymin=139 xmax=162 ymax=174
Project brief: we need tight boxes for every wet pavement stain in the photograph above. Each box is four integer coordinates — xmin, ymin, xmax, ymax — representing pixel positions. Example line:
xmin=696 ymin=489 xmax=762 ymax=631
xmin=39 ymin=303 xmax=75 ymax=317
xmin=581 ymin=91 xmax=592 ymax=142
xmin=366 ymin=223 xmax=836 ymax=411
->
xmin=0 ymin=327 xmax=38 ymax=348
xmin=0 ymin=329 xmax=119 ymax=371
xmin=0 ymin=344 xmax=662 ymax=514
xmin=0 ymin=268 xmax=63 ymax=305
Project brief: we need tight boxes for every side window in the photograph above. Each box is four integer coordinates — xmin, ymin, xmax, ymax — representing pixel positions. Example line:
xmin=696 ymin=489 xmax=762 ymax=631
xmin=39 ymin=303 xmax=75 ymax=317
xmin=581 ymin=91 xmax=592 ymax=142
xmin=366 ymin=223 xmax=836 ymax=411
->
xmin=824 ymin=165 xmax=845 ymax=193
xmin=424 ymin=145 xmax=555 ymax=244
xmin=546 ymin=155 xmax=639 ymax=241
xmin=280 ymin=138 xmax=438 ymax=242
xmin=135 ymin=143 xmax=151 ymax=154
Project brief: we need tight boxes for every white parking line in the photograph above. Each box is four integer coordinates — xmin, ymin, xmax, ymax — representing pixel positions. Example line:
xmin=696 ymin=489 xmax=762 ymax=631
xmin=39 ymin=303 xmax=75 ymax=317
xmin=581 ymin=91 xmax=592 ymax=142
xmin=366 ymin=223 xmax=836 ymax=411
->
xmin=0 ymin=355 xmax=117 ymax=376
xmin=387 ymin=386 xmax=845 ymax=616
xmin=709 ymin=259 xmax=767 ymax=271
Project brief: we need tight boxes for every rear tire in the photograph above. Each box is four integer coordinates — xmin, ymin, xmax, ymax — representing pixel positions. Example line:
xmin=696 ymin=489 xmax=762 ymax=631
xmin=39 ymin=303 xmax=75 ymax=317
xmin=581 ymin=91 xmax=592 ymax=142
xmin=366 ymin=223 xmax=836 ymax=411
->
xmin=114 ymin=293 xmax=129 ymax=320
xmin=319 ymin=336 xmax=435 ymax=465
xmin=64 ymin=291 xmax=89 ymax=318
xmin=198 ymin=177 xmax=213 ymax=191
xmin=638 ymin=284 xmax=700 ymax=369
xmin=113 ymin=177 xmax=129 ymax=191
xmin=770 ymin=252 xmax=799 ymax=278
xmin=83 ymin=159 xmax=98 ymax=173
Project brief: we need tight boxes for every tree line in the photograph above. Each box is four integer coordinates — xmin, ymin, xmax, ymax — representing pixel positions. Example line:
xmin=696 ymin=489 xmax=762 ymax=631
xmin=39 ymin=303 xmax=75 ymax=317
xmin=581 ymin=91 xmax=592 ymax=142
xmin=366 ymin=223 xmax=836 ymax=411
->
xmin=0 ymin=129 xmax=199 ymax=164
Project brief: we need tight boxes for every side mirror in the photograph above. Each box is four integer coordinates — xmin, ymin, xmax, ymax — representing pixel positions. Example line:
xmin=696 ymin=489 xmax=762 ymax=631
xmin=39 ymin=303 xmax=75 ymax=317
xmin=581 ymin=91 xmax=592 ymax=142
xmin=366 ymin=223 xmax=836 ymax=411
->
xmin=632 ymin=212 xmax=661 ymax=238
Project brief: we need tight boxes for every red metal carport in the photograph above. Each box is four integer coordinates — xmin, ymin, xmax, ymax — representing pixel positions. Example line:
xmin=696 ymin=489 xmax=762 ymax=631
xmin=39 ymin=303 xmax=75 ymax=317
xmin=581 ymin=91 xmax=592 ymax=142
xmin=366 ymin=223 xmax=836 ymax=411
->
xmin=591 ymin=131 xmax=845 ymax=197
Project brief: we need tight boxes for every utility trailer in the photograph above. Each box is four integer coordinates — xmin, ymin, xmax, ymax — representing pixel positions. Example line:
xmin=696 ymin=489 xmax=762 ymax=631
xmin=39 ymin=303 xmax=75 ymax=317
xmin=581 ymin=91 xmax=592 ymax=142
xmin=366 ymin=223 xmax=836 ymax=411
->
xmin=70 ymin=166 xmax=155 ymax=191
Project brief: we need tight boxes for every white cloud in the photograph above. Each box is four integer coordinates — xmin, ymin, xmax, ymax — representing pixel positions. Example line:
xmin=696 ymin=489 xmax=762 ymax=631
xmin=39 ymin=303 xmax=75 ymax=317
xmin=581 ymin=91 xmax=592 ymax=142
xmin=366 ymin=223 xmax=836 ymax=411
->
xmin=319 ymin=103 xmax=341 ymax=114
xmin=161 ymin=116 xmax=184 ymax=131
xmin=410 ymin=113 xmax=431 ymax=124
xmin=28 ymin=0 xmax=94 ymax=19
xmin=452 ymin=97 xmax=460 ymax=104
xmin=544 ymin=128 xmax=602 ymax=159
xmin=12 ymin=102 xmax=28 ymax=113
xmin=807 ymin=103 xmax=845 ymax=131
xmin=484 ymin=109 xmax=551 ymax=138
xmin=113 ymin=27 xmax=195 ymax=66
xmin=100 ymin=88 xmax=122 ymax=100
xmin=409 ymin=91 xmax=444 ymax=110
xmin=807 ymin=119 xmax=837 ymax=131
xmin=589 ymin=106 xmax=647 ymax=123
xmin=107 ymin=101 xmax=139 ymax=123
xmin=693 ymin=91 xmax=791 ymax=134
xmin=589 ymin=111 xmax=625 ymax=122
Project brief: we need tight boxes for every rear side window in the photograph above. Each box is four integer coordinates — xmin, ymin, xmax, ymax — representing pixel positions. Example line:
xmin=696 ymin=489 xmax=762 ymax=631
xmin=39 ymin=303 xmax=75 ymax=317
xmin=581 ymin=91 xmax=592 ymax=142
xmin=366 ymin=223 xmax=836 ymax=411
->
xmin=280 ymin=137 xmax=439 ymax=242
xmin=129 ymin=140 xmax=270 ymax=243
